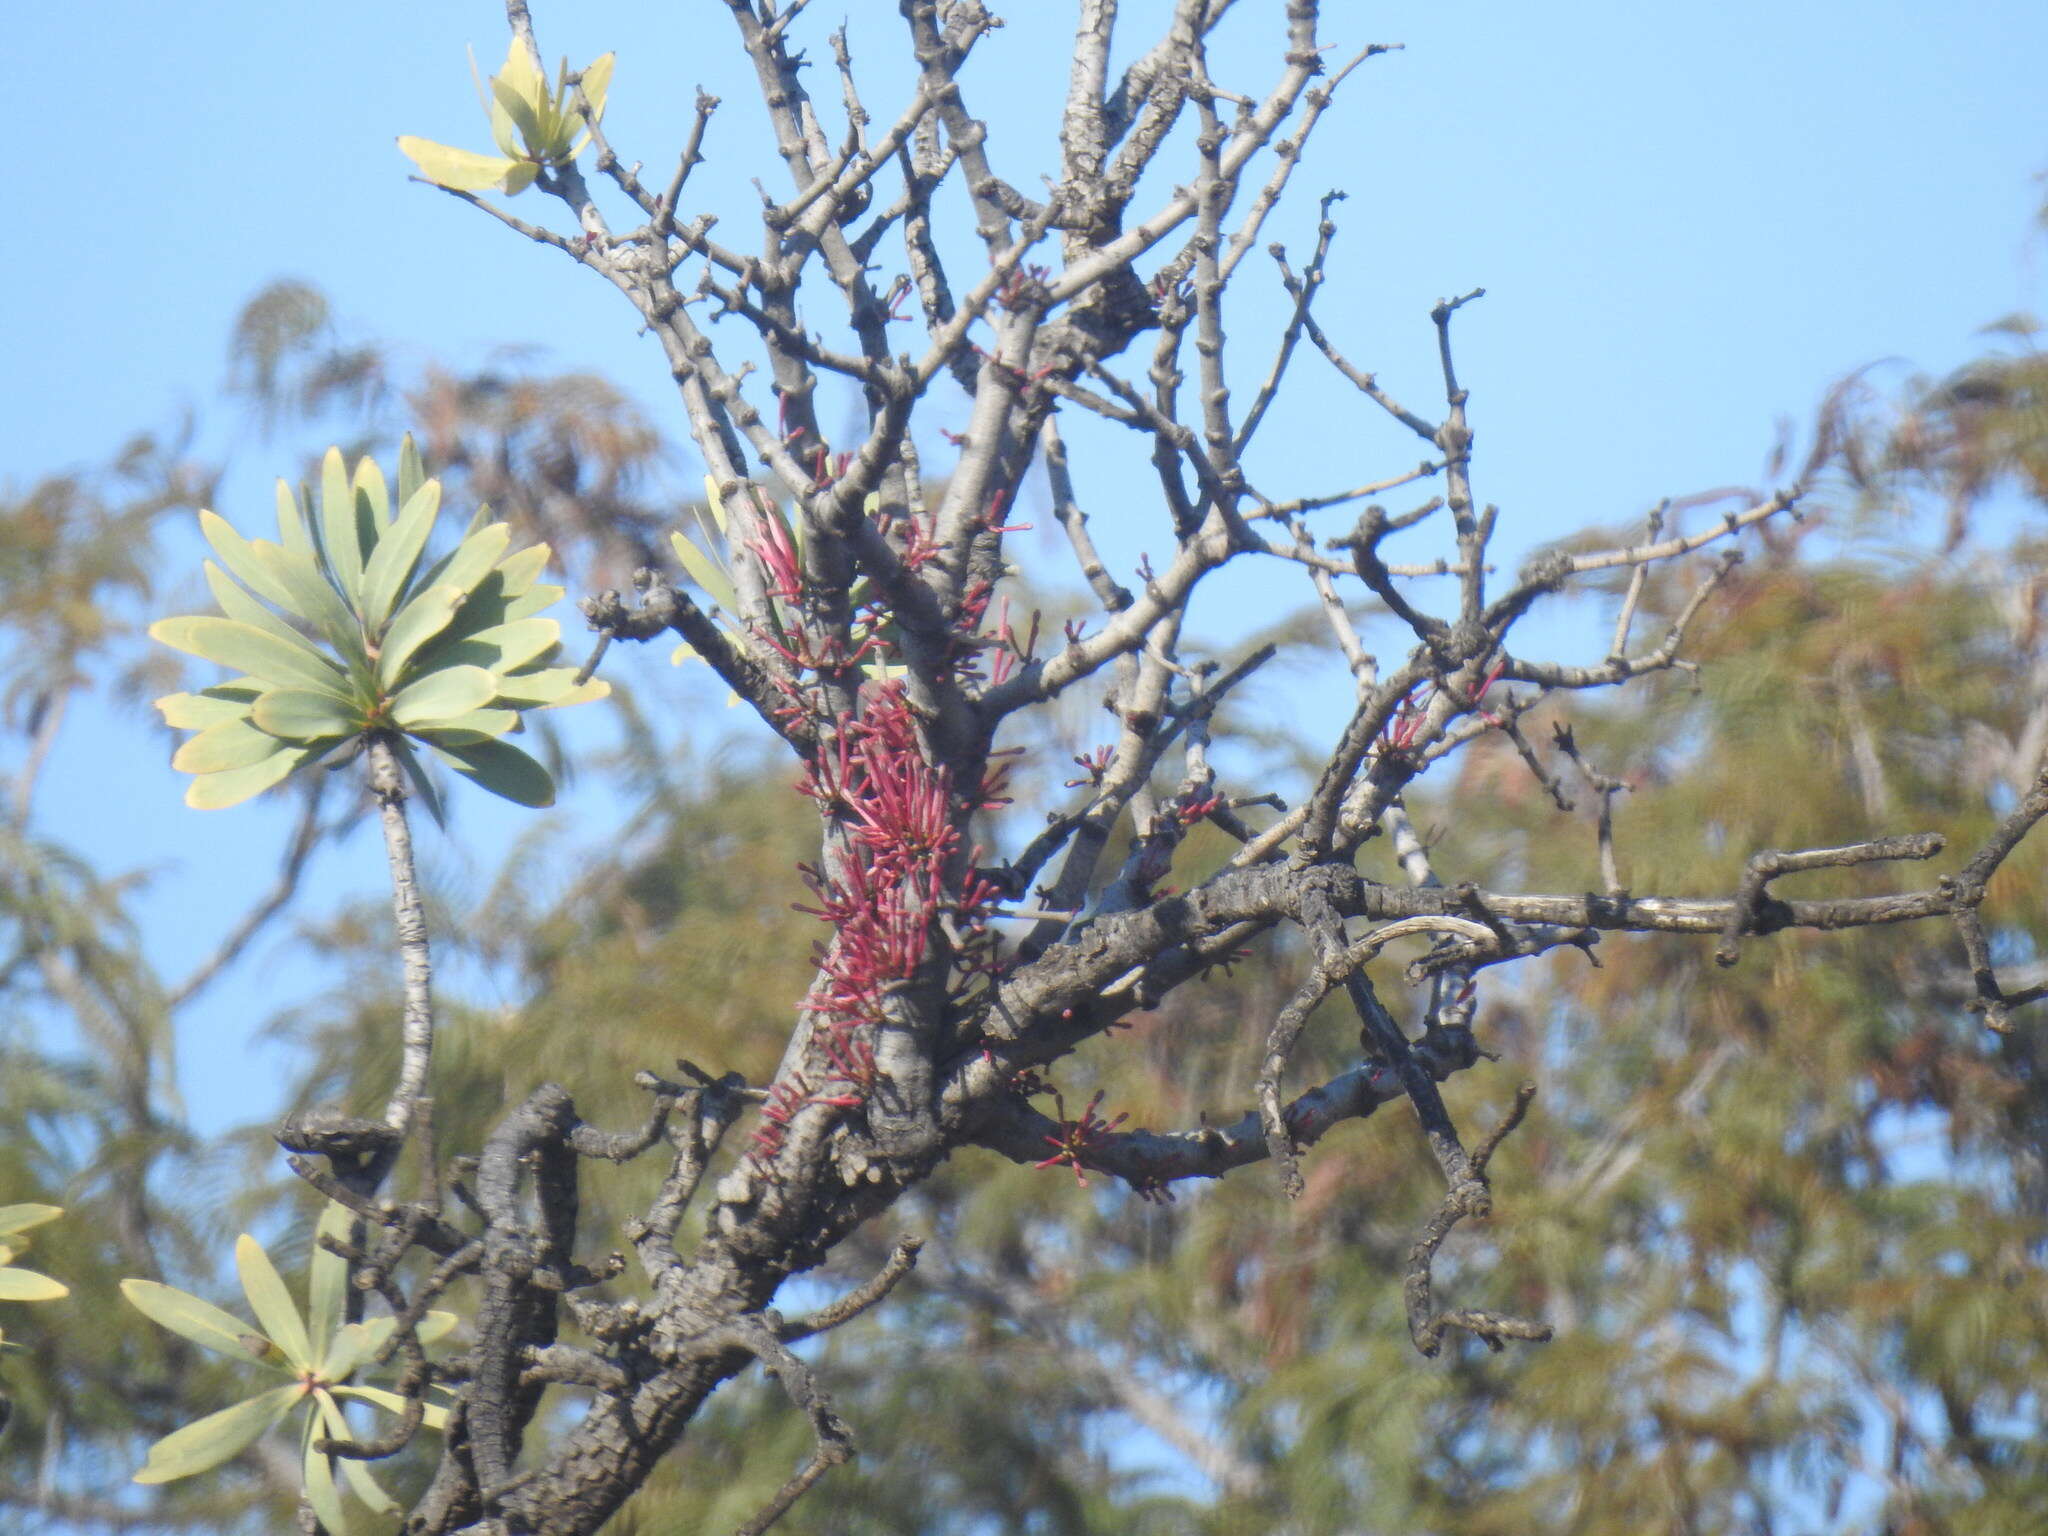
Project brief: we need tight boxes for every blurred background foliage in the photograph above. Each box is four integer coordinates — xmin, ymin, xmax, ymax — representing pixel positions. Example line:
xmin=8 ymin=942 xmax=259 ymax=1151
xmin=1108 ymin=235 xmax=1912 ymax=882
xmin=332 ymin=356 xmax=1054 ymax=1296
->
xmin=1 ymin=267 xmax=2045 ymax=1535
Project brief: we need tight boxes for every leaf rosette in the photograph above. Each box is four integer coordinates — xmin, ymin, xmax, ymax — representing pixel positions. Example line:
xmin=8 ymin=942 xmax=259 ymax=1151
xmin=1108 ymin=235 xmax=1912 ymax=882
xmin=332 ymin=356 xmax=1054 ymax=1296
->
xmin=122 ymin=1204 xmax=456 ymax=1533
xmin=397 ymin=38 xmax=614 ymax=194
xmin=150 ymin=437 xmax=607 ymax=814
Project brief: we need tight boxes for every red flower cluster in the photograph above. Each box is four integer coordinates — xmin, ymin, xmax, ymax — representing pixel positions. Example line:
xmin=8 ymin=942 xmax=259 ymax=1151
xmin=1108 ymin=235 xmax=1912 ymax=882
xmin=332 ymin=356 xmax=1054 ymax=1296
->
xmin=1034 ymin=1090 xmax=1130 ymax=1188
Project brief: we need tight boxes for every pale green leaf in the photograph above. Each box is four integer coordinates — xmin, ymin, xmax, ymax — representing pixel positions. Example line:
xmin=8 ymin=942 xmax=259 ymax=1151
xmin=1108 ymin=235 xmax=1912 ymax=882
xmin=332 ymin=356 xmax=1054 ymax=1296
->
xmin=492 ymin=76 xmax=547 ymax=157
xmin=580 ymin=52 xmax=615 ymax=125
xmin=152 ymin=616 xmax=345 ymax=693
xmin=378 ymin=585 xmax=465 ymax=690
xmin=495 ymin=37 xmax=548 ymax=126
xmin=156 ymin=690 xmax=256 ymax=731
xmin=250 ymin=544 xmax=365 ymax=659
xmin=340 ymin=1446 xmax=401 ymax=1515
xmin=702 ymin=475 xmax=729 ymax=533
xmin=352 ymin=455 xmax=391 ymax=530
xmin=133 ymin=1383 xmax=301 ymax=1485
xmin=360 ymin=479 xmax=443 ymax=631
xmin=407 ymin=708 xmax=520 ymax=745
xmin=120 ymin=1278 xmax=279 ymax=1364
xmin=336 ymin=1384 xmax=451 ymax=1431
xmin=390 ymin=664 xmax=498 ymax=727
xmin=669 ymin=530 xmax=737 ymax=613
xmin=428 ymin=737 xmax=556 ymax=807
xmin=276 ymin=479 xmax=314 ymax=556
xmin=427 ymin=616 xmax=560 ymax=674
xmin=494 ymin=542 xmax=552 ymax=598
xmin=200 ymin=510 xmax=301 ymax=613
xmin=173 ymin=718 xmax=285 ymax=775
xmin=185 ymin=744 xmax=320 ymax=810
xmin=493 ymin=665 xmax=606 ymax=707
xmin=307 ymin=1204 xmax=353 ymax=1372
xmin=398 ymin=434 xmax=426 ymax=510
xmin=387 ymin=738 xmax=447 ymax=831
xmin=319 ymin=447 xmax=366 ymax=607
xmin=396 ymin=135 xmax=526 ymax=192
xmin=672 ymin=642 xmax=699 ymax=666
xmin=501 ymin=580 xmax=566 ymax=624
xmin=0 ymin=1205 xmax=62 ymax=1238
xmin=203 ymin=561 xmax=305 ymax=651
xmin=416 ymin=522 xmax=513 ymax=604
xmin=252 ymin=690 xmax=363 ymax=742
xmin=302 ymin=1409 xmax=350 ymax=1536
xmin=236 ymin=1234 xmax=313 ymax=1370
xmin=0 ymin=1267 xmax=67 ymax=1301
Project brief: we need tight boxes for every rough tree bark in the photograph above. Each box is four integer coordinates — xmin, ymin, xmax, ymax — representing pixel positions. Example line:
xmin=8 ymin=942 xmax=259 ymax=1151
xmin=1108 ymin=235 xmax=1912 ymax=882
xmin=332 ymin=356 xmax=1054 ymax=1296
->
xmin=271 ymin=4 xmax=2048 ymax=1532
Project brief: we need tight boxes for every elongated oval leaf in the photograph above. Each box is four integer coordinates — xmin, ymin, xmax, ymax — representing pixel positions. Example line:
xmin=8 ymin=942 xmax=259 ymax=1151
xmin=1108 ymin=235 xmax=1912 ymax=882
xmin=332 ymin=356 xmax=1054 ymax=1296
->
xmin=491 ymin=76 xmax=547 ymax=156
xmin=134 ymin=1383 xmax=302 ymax=1485
xmin=153 ymin=616 xmax=344 ymax=693
xmin=390 ymin=664 xmax=497 ymax=727
xmin=352 ymin=455 xmax=391 ymax=531
xmin=307 ymin=1204 xmax=352 ymax=1374
xmin=157 ymin=691 xmax=253 ymax=730
xmin=0 ymin=1205 xmax=61 ymax=1238
xmin=173 ymin=718 xmax=285 ymax=775
xmin=203 ymin=562 xmax=304 ymax=651
xmin=378 ymin=585 xmax=464 ymax=690
xmin=275 ymin=479 xmax=313 ymax=555
xmin=335 ymin=1384 xmax=451 ymax=1431
xmin=427 ymin=737 xmax=556 ymax=807
xmin=236 ymin=1234 xmax=312 ymax=1370
xmin=0 ymin=1267 xmax=67 ymax=1300
xmin=387 ymin=738 xmax=447 ymax=831
xmin=396 ymin=135 xmax=526 ymax=192
xmin=340 ymin=1447 xmax=401 ymax=1515
xmin=185 ymin=744 xmax=320 ymax=810
xmin=424 ymin=616 xmax=559 ymax=674
xmin=500 ymin=581 xmax=566 ymax=625
xmin=669 ymin=530 xmax=737 ymax=613
xmin=360 ymin=480 xmax=442 ymax=631
xmin=413 ymin=522 xmax=512 ymax=606
xmin=251 ymin=542 xmax=363 ymax=657
xmin=397 ymin=435 xmax=426 ymax=510
xmin=200 ymin=511 xmax=301 ymax=613
xmin=253 ymin=689 xmax=363 ymax=742
xmin=407 ymin=708 xmax=520 ymax=746
xmin=494 ymin=666 xmax=609 ymax=708
xmin=120 ymin=1278 xmax=277 ymax=1363
xmin=302 ymin=1409 xmax=351 ymax=1536
xmin=318 ymin=447 xmax=365 ymax=607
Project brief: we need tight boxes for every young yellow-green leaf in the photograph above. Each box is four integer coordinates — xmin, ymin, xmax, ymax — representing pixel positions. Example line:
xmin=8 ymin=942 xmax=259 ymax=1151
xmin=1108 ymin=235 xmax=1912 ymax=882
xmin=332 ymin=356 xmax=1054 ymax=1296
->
xmin=307 ymin=1204 xmax=352 ymax=1371
xmin=352 ymin=455 xmax=391 ymax=531
xmin=428 ymin=737 xmax=556 ymax=807
xmin=0 ymin=1205 xmax=60 ymax=1239
xmin=153 ymin=616 xmax=344 ymax=694
xmin=120 ymin=1278 xmax=279 ymax=1364
xmin=580 ymin=52 xmax=615 ymax=125
xmin=672 ymin=641 xmax=699 ymax=667
xmin=397 ymin=134 xmax=530 ymax=192
xmin=302 ymin=1406 xmax=351 ymax=1536
xmin=491 ymin=75 xmax=548 ymax=156
xmin=407 ymin=708 xmax=520 ymax=746
xmin=669 ymin=530 xmax=737 ymax=613
xmin=275 ymin=479 xmax=314 ymax=555
xmin=200 ymin=511 xmax=302 ymax=614
xmin=236 ymin=1234 xmax=313 ymax=1370
xmin=340 ymin=1448 xmax=402 ymax=1516
xmin=0 ymin=1266 xmax=66 ymax=1300
xmin=252 ymin=689 xmax=363 ymax=742
xmin=378 ymin=585 xmax=466 ymax=689
xmin=156 ymin=691 xmax=254 ymax=731
xmin=496 ymin=37 xmax=548 ymax=125
xmin=185 ymin=744 xmax=320 ymax=810
xmin=359 ymin=478 xmax=442 ymax=631
xmin=319 ymin=448 xmax=366 ymax=608
xmin=494 ymin=666 xmax=606 ymax=707
xmin=336 ymin=1383 xmax=452 ymax=1431
xmin=390 ymin=664 xmax=497 ymax=727
xmin=172 ymin=718 xmax=286 ymax=775
xmin=133 ymin=1383 xmax=301 ymax=1485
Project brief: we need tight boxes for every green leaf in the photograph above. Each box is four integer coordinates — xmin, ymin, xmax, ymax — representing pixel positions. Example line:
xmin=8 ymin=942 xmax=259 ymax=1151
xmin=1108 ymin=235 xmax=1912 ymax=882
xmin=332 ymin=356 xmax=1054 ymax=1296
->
xmin=341 ymin=1452 xmax=400 ymax=1515
xmin=407 ymin=708 xmax=520 ymax=746
xmin=398 ymin=435 xmax=427 ymax=510
xmin=387 ymin=738 xmax=447 ymax=831
xmin=173 ymin=718 xmax=286 ymax=775
xmin=303 ymin=1405 xmax=351 ymax=1536
xmin=428 ymin=737 xmax=556 ymax=807
xmin=391 ymin=664 xmax=498 ymax=727
xmin=133 ymin=1383 xmax=301 ymax=1485
xmin=378 ymin=585 xmax=465 ymax=689
xmin=494 ymin=665 xmax=608 ymax=708
xmin=417 ymin=522 xmax=513 ymax=604
xmin=501 ymin=581 xmax=566 ymax=624
xmin=253 ymin=690 xmax=363 ymax=742
xmin=236 ymin=1234 xmax=313 ymax=1371
xmin=185 ymin=744 xmax=321 ymax=810
xmin=153 ymin=616 xmax=345 ymax=693
xmin=352 ymin=455 xmax=392 ymax=531
xmin=0 ymin=1267 xmax=67 ymax=1301
xmin=360 ymin=479 xmax=443 ymax=631
xmin=702 ymin=475 xmax=729 ymax=533
xmin=307 ymin=1203 xmax=353 ymax=1372
xmin=200 ymin=510 xmax=301 ymax=613
xmin=336 ymin=1383 xmax=451 ymax=1431
xmin=120 ymin=1278 xmax=279 ymax=1364
xmin=669 ymin=530 xmax=737 ymax=613
xmin=581 ymin=52 xmax=615 ymax=125
xmin=319 ymin=447 xmax=366 ymax=608
xmin=494 ymin=542 xmax=552 ymax=597
xmin=203 ymin=562 xmax=305 ymax=652
xmin=0 ymin=1205 xmax=62 ymax=1239
xmin=428 ymin=616 xmax=560 ymax=674
xmin=276 ymin=479 xmax=314 ymax=556
xmin=253 ymin=539 xmax=364 ymax=656
xmin=495 ymin=37 xmax=548 ymax=127
xmin=397 ymin=134 xmax=527 ymax=192
xmin=156 ymin=690 xmax=255 ymax=731
xmin=492 ymin=76 xmax=548 ymax=156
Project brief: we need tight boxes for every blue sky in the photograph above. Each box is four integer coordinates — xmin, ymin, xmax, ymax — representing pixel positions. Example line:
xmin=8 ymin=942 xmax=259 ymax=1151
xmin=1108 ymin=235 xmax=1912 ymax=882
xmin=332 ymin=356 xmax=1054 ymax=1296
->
xmin=9 ymin=0 xmax=2047 ymax=1138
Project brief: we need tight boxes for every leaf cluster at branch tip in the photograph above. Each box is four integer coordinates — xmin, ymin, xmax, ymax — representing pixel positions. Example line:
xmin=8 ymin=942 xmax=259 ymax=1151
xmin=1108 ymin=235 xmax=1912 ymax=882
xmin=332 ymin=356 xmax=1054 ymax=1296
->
xmin=398 ymin=38 xmax=615 ymax=195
